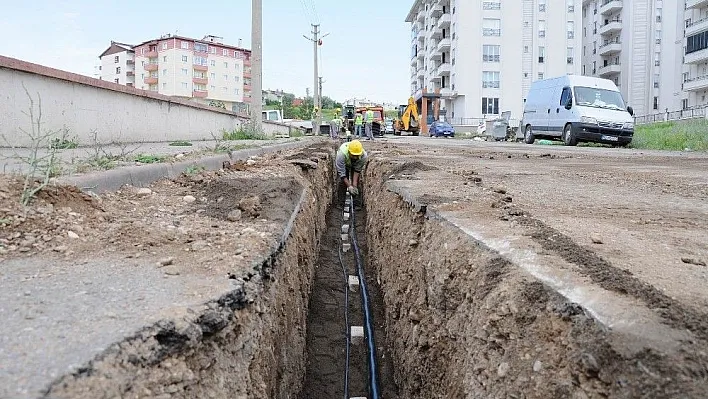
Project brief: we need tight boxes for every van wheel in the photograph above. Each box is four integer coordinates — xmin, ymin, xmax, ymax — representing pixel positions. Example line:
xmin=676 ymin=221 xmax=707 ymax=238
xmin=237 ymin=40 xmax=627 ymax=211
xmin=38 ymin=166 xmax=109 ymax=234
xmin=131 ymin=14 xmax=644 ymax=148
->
xmin=524 ymin=125 xmax=535 ymax=144
xmin=563 ymin=123 xmax=578 ymax=146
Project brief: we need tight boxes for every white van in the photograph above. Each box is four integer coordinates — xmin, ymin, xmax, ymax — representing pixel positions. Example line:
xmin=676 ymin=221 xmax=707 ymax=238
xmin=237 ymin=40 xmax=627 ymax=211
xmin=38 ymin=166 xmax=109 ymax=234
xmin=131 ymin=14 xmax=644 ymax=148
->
xmin=521 ymin=75 xmax=634 ymax=146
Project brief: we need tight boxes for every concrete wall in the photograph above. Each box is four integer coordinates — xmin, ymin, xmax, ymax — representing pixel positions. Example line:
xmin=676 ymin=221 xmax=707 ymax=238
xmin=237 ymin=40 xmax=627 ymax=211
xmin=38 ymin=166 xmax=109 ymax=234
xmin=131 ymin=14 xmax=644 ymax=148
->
xmin=0 ymin=56 xmax=293 ymax=147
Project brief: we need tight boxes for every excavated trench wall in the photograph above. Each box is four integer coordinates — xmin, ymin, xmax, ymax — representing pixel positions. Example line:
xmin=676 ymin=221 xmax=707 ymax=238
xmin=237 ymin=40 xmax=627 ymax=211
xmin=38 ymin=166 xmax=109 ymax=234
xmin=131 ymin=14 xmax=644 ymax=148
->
xmin=43 ymin=146 xmax=336 ymax=399
xmin=363 ymin=159 xmax=706 ymax=399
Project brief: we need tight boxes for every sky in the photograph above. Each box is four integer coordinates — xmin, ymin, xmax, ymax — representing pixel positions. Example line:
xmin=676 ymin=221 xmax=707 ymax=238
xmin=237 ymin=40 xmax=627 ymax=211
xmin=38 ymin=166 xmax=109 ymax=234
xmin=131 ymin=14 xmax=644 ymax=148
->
xmin=0 ymin=0 xmax=412 ymax=104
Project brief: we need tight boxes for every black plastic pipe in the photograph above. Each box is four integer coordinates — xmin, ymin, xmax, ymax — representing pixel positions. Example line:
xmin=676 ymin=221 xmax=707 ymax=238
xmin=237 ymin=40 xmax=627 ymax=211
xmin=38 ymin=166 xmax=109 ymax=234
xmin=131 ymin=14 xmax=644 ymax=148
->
xmin=348 ymin=198 xmax=381 ymax=399
xmin=338 ymin=230 xmax=351 ymax=399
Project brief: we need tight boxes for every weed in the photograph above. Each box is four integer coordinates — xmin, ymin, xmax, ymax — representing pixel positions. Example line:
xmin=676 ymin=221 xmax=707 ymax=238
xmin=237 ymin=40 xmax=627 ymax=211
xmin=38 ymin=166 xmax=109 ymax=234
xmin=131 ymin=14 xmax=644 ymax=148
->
xmin=50 ymin=134 xmax=79 ymax=149
xmin=184 ymin=165 xmax=206 ymax=175
xmin=222 ymin=126 xmax=268 ymax=141
xmin=134 ymin=154 xmax=167 ymax=164
xmin=0 ymin=85 xmax=65 ymax=206
xmin=169 ymin=140 xmax=193 ymax=146
xmin=0 ymin=218 xmax=10 ymax=226
xmin=632 ymin=120 xmax=708 ymax=151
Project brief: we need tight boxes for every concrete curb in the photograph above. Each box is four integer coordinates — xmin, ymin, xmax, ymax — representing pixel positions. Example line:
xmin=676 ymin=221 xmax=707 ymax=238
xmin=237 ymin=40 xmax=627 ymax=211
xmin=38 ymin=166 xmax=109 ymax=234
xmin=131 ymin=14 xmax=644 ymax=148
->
xmin=58 ymin=138 xmax=325 ymax=193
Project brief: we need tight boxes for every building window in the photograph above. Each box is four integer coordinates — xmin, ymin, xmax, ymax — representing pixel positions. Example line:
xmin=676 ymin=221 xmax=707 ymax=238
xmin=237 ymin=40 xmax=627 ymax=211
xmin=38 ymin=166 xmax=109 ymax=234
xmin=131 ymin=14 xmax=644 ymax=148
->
xmin=482 ymin=97 xmax=499 ymax=115
xmin=567 ymin=22 xmax=574 ymax=39
xmin=653 ymin=97 xmax=659 ymax=110
xmin=538 ymin=46 xmax=545 ymax=63
xmin=224 ymin=62 xmax=228 ymax=68
xmin=656 ymin=30 xmax=661 ymax=44
xmin=163 ymin=56 xmax=167 ymax=62
xmin=539 ymin=0 xmax=546 ymax=12
xmin=223 ymin=87 xmax=228 ymax=92
xmin=223 ymin=49 xmax=229 ymax=56
xmin=193 ymin=56 xmax=207 ymax=66
xmin=686 ymin=31 xmax=708 ymax=54
xmin=195 ymin=43 xmax=208 ymax=53
xmin=483 ymin=18 xmax=501 ymax=36
xmin=182 ymin=82 xmax=188 ymax=88
xmin=482 ymin=1 xmax=500 ymax=10
xmin=482 ymin=71 xmax=500 ymax=88
xmin=114 ymin=78 xmax=119 ymax=84
xmin=116 ymin=67 xmax=121 ymax=74
xmin=211 ymin=60 xmax=216 ymax=66
xmin=211 ymin=73 xmax=216 ymax=79
xmin=182 ymin=68 xmax=188 ymax=75
xmin=235 ymin=76 xmax=240 ymax=82
xmin=524 ymin=46 xmax=529 ymax=53
xmin=582 ymin=65 xmax=586 ymax=75
xmin=483 ymin=45 xmax=500 ymax=62
xmin=656 ymin=8 xmax=662 ymax=23
xmin=114 ymin=56 xmax=119 ymax=63
xmin=654 ymin=74 xmax=660 ymax=88
xmin=224 ymin=74 xmax=229 ymax=80
xmin=682 ymin=99 xmax=689 ymax=109
xmin=162 ymin=69 xmax=168 ymax=76
xmin=162 ymin=43 xmax=168 ymax=50
xmin=210 ymin=47 xmax=217 ymax=54
xmin=234 ymin=88 xmax=240 ymax=95
xmin=567 ymin=0 xmax=574 ymax=12
xmin=181 ymin=41 xmax=189 ymax=50
xmin=162 ymin=82 xmax=167 ymax=89
xmin=538 ymin=72 xmax=544 ymax=80
xmin=182 ymin=55 xmax=188 ymax=62
xmin=539 ymin=20 xmax=546 ymax=38
xmin=567 ymin=47 xmax=574 ymax=64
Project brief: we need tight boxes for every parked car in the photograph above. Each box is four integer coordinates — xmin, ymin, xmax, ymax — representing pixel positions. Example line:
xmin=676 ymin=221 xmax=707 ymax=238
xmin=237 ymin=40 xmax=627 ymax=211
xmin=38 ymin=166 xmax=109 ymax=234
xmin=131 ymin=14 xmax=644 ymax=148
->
xmin=384 ymin=120 xmax=394 ymax=134
xmin=521 ymin=75 xmax=634 ymax=146
xmin=429 ymin=121 xmax=455 ymax=137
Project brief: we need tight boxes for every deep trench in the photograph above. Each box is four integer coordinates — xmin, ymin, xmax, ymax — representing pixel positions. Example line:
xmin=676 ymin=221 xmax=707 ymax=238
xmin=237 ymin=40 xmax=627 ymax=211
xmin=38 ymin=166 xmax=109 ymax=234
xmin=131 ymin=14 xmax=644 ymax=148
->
xmin=299 ymin=187 xmax=399 ymax=399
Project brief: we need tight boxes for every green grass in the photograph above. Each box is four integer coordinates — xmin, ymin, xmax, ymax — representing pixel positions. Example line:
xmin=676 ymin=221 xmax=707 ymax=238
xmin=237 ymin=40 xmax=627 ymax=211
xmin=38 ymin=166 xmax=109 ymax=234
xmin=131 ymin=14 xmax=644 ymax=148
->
xmin=169 ymin=140 xmax=193 ymax=146
xmin=50 ymin=138 xmax=79 ymax=149
xmin=632 ymin=119 xmax=708 ymax=151
xmin=134 ymin=154 xmax=168 ymax=164
xmin=222 ymin=128 xmax=268 ymax=140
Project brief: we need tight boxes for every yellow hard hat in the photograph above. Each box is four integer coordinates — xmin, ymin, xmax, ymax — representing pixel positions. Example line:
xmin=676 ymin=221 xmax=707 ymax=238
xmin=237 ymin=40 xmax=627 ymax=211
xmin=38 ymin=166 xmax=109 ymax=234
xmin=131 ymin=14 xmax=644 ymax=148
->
xmin=348 ymin=140 xmax=364 ymax=156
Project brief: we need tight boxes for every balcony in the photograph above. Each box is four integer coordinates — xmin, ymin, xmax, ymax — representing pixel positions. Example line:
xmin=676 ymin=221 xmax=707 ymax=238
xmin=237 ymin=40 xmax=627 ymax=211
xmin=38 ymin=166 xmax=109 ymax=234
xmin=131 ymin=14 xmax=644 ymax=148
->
xmin=431 ymin=72 xmax=441 ymax=82
xmin=598 ymin=63 xmax=621 ymax=77
xmin=126 ymin=59 xmax=135 ymax=65
xmin=411 ymin=54 xmax=418 ymax=66
xmin=599 ymin=20 xmax=622 ymax=36
xmin=430 ymin=4 xmax=443 ymax=17
xmin=193 ymin=77 xmax=208 ymax=85
xmin=599 ymin=41 xmax=622 ymax=56
xmin=417 ymin=50 xmax=425 ymax=60
xmin=126 ymin=71 xmax=135 ymax=77
xmin=686 ymin=17 xmax=708 ymax=37
xmin=686 ymin=0 xmax=708 ymax=9
xmin=193 ymin=64 xmax=208 ymax=72
xmin=193 ymin=90 xmax=208 ymax=98
xmin=417 ymin=31 xmax=425 ymax=43
xmin=440 ymin=88 xmax=458 ymax=98
xmin=437 ymin=37 xmax=451 ymax=53
xmin=437 ymin=62 xmax=451 ymax=75
xmin=430 ymin=50 xmax=442 ymax=60
xmin=144 ymin=63 xmax=158 ymax=72
xmin=437 ymin=14 xmax=451 ymax=30
xmin=599 ymin=0 xmax=622 ymax=15
xmin=685 ymin=47 xmax=708 ymax=64
xmin=431 ymin=28 xmax=442 ymax=39
xmin=145 ymin=50 xmax=158 ymax=58
xmin=144 ymin=77 xmax=158 ymax=85
xmin=684 ymin=75 xmax=708 ymax=91
xmin=244 ymin=84 xmax=252 ymax=91
xmin=416 ymin=10 xmax=425 ymax=22
xmin=417 ymin=68 xmax=425 ymax=79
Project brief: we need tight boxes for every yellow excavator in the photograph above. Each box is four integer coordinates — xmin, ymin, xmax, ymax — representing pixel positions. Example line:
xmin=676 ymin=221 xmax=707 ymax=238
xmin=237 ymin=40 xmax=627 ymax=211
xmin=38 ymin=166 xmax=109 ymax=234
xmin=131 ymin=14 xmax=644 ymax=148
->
xmin=394 ymin=97 xmax=420 ymax=136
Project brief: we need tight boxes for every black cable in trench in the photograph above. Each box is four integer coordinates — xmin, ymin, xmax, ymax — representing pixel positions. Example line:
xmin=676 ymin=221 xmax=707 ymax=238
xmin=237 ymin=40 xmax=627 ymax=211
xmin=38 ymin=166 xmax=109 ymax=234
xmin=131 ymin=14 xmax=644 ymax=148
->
xmin=349 ymin=194 xmax=381 ymax=399
xmin=337 ymin=224 xmax=350 ymax=399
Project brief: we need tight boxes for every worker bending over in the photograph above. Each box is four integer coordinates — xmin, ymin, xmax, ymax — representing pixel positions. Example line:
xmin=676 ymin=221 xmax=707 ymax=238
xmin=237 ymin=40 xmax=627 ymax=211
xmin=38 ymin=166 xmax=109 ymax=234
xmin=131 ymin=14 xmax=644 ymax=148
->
xmin=335 ymin=139 xmax=367 ymax=195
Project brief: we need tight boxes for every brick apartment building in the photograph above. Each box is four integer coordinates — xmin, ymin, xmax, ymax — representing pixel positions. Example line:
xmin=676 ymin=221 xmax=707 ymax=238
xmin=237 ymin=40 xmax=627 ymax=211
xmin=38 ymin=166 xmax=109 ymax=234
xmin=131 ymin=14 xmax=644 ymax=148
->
xmin=98 ymin=35 xmax=251 ymax=113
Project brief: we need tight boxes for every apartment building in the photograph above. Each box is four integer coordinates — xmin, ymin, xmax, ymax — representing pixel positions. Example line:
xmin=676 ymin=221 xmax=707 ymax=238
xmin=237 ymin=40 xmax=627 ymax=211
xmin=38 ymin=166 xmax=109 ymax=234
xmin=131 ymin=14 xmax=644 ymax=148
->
xmin=406 ymin=0 xmax=582 ymax=130
xmin=581 ymin=0 xmax=683 ymax=116
xmin=99 ymin=35 xmax=251 ymax=113
xmin=682 ymin=0 xmax=708 ymax=110
xmin=98 ymin=42 xmax=136 ymax=87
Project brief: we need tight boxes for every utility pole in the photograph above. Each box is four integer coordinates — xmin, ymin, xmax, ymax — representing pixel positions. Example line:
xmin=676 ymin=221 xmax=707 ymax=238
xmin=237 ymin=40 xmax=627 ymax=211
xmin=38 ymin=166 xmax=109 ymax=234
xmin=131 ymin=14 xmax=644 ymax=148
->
xmin=304 ymin=25 xmax=328 ymax=135
xmin=318 ymin=76 xmax=323 ymax=111
xmin=250 ymin=0 xmax=263 ymax=132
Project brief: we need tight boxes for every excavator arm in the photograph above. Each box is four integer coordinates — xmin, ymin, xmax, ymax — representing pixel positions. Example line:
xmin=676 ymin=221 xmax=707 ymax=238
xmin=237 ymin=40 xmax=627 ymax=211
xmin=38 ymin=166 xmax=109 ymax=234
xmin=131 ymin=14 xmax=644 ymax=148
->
xmin=401 ymin=97 xmax=419 ymax=131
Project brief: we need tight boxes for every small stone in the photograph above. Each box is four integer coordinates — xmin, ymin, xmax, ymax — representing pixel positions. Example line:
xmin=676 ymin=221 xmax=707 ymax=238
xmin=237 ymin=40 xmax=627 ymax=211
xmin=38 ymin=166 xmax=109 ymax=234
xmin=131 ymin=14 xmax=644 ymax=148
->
xmin=493 ymin=186 xmax=507 ymax=194
xmin=590 ymin=233 xmax=603 ymax=244
xmin=19 ymin=247 xmax=31 ymax=252
xmin=409 ymin=239 xmax=419 ymax=247
xmin=183 ymin=195 xmax=197 ymax=203
xmin=681 ymin=257 xmax=706 ymax=267
xmin=175 ymin=153 xmax=185 ymax=159
xmin=72 ymin=225 xmax=84 ymax=233
xmin=246 ymin=159 xmax=256 ymax=165
xmin=158 ymin=257 xmax=174 ymax=267
xmin=163 ymin=266 xmax=180 ymax=276
xmin=533 ymin=360 xmax=543 ymax=372
xmin=227 ymin=209 xmax=242 ymax=222
xmin=497 ymin=362 xmax=510 ymax=377
xmin=52 ymin=245 xmax=68 ymax=252
xmin=67 ymin=231 xmax=80 ymax=239
xmin=136 ymin=188 xmax=152 ymax=197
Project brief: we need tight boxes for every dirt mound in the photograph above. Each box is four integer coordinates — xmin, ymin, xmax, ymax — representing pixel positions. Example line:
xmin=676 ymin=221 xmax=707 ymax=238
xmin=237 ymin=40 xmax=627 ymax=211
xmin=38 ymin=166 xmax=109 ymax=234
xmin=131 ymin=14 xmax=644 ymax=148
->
xmin=200 ymin=177 xmax=303 ymax=223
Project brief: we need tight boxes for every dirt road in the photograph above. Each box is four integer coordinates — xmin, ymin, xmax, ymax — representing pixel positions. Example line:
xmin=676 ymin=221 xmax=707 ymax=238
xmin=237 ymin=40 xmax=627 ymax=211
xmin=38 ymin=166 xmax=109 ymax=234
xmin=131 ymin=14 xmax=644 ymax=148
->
xmin=363 ymin=137 xmax=708 ymax=397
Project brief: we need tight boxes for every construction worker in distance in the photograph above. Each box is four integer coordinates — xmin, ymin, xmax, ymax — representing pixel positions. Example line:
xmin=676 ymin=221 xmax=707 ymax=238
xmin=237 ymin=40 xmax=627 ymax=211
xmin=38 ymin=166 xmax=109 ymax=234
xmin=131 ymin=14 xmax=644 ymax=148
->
xmin=335 ymin=139 xmax=367 ymax=196
xmin=354 ymin=112 xmax=364 ymax=138
xmin=330 ymin=109 xmax=340 ymax=140
xmin=364 ymin=107 xmax=375 ymax=141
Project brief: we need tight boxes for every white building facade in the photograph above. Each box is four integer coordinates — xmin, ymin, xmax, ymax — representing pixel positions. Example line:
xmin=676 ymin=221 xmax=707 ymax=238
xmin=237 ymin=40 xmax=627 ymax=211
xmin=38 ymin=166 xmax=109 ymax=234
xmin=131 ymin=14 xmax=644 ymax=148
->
xmin=682 ymin=0 xmax=708 ymax=110
xmin=581 ymin=0 xmax=683 ymax=116
xmin=99 ymin=35 xmax=252 ymax=113
xmin=406 ymin=0 xmax=582 ymax=125
xmin=99 ymin=42 xmax=136 ymax=87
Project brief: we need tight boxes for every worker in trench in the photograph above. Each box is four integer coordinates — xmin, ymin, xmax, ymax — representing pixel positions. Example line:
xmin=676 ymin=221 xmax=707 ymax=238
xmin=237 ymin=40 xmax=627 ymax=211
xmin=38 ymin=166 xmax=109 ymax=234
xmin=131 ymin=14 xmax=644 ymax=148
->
xmin=335 ymin=139 xmax=367 ymax=200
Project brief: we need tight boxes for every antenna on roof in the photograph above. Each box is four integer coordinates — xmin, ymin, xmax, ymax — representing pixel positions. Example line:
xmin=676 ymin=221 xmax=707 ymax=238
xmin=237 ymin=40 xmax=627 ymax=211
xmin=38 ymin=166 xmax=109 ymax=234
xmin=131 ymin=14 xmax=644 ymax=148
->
xmin=203 ymin=34 xmax=224 ymax=43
